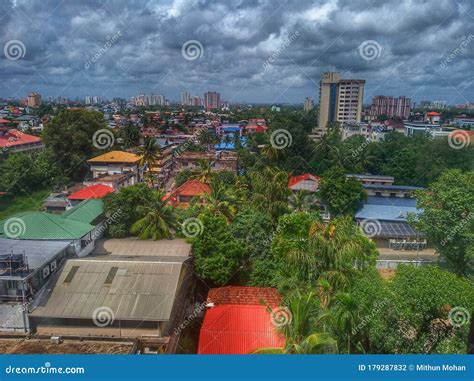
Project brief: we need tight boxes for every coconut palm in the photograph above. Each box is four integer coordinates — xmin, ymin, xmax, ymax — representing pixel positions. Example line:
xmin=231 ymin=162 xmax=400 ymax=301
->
xmin=202 ymin=181 xmax=237 ymax=221
xmin=331 ymin=292 xmax=360 ymax=354
xmin=130 ymin=191 xmax=177 ymax=240
xmin=289 ymin=190 xmax=318 ymax=212
xmin=253 ymin=292 xmax=338 ymax=354
xmin=249 ymin=167 xmax=290 ymax=222
xmin=136 ymin=136 xmax=161 ymax=188
xmin=288 ymin=216 xmax=378 ymax=287
xmin=193 ymin=159 xmax=214 ymax=184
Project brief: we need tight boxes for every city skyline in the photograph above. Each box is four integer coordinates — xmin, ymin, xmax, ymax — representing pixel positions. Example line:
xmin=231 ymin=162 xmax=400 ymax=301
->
xmin=0 ymin=0 xmax=473 ymax=104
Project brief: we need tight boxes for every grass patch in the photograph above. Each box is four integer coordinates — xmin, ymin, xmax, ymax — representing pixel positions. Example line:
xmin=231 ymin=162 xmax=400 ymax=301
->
xmin=0 ymin=189 xmax=50 ymax=220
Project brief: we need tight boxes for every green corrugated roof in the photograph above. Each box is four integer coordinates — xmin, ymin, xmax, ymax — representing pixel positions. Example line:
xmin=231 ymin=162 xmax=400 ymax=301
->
xmin=0 ymin=212 xmax=94 ymax=240
xmin=62 ymin=199 xmax=104 ymax=224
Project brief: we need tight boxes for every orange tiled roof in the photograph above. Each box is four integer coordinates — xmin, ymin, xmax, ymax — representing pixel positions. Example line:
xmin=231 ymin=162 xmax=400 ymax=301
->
xmin=87 ymin=150 xmax=141 ymax=163
xmin=288 ymin=173 xmax=320 ymax=188
xmin=207 ymin=286 xmax=281 ymax=308
xmin=0 ymin=129 xmax=41 ymax=148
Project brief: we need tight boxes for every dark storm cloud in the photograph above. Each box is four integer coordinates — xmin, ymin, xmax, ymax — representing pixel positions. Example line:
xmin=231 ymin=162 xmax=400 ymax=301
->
xmin=0 ymin=0 xmax=473 ymax=104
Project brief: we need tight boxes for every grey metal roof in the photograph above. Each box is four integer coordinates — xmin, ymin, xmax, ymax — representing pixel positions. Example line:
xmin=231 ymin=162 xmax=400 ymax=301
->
xmin=30 ymin=255 xmax=185 ymax=322
xmin=0 ymin=239 xmax=69 ymax=269
xmin=92 ymin=238 xmax=192 ymax=258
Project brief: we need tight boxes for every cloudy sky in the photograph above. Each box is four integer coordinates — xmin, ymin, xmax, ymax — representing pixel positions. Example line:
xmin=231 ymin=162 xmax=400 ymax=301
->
xmin=0 ymin=0 xmax=473 ymax=105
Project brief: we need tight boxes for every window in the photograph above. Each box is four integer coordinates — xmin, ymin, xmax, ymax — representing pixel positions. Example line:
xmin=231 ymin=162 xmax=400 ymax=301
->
xmin=6 ymin=280 xmax=16 ymax=289
xmin=43 ymin=267 xmax=50 ymax=278
xmin=50 ymin=260 xmax=57 ymax=272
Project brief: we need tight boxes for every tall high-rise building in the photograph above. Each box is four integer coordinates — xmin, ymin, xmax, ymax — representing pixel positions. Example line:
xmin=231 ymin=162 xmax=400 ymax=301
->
xmin=304 ymin=97 xmax=314 ymax=112
xmin=181 ymin=91 xmax=191 ymax=106
xmin=318 ymin=72 xmax=365 ymax=133
xmin=204 ymin=91 xmax=221 ymax=109
xmin=369 ymin=96 xmax=411 ymax=119
xmin=27 ymin=92 xmax=42 ymax=107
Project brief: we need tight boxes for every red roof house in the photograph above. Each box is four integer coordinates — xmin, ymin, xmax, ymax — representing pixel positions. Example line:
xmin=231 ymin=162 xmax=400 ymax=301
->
xmin=198 ymin=287 xmax=285 ymax=354
xmin=67 ymin=184 xmax=114 ymax=200
xmin=164 ymin=179 xmax=211 ymax=207
xmin=288 ymin=173 xmax=320 ymax=192
xmin=0 ymin=129 xmax=43 ymax=153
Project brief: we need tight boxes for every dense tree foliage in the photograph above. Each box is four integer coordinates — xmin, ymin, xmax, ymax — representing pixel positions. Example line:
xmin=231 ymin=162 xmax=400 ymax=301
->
xmin=42 ymin=109 xmax=109 ymax=180
xmin=0 ymin=150 xmax=64 ymax=194
xmin=319 ymin=166 xmax=367 ymax=216
xmin=410 ymin=169 xmax=474 ymax=276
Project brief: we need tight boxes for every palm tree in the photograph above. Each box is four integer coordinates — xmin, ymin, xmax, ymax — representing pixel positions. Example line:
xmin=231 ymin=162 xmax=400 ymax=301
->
xmin=136 ymin=136 xmax=161 ymax=188
xmin=193 ymin=159 xmax=214 ymax=184
xmin=130 ymin=191 xmax=177 ymax=240
xmin=249 ymin=167 xmax=290 ymax=222
xmin=288 ymin=216 xmax=378 ymax=287
xmin=202 ymin=181 xmax=237 ymax=221
xmin=254 ymin=292 xmax=338 ymax=354
xmin=331 ymin=292 xmax=360 ymax=354
xmin=261 ymin=144 xmax=283 ymax=162
xmin=289 ymin=190 xmax=318 ymax=212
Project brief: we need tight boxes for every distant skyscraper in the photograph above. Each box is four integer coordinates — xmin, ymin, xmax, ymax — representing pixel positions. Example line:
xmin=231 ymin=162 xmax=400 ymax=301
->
xmin=181 ymin=91 xmax=191 ymax=106
xmin=204 ymin=91 xmax=221 ymax=109
xmin=431 ymin=100 xmax=447 ymax=109
xmin=318 ymin=72 xmax=364 ymax=133
xmin=369 ymin=96 xmax=411 ymax=119
xmin=27 ymin=92 xmax=42 ymax=107
xmin=304 ymin=97 xmax=314 ymax=112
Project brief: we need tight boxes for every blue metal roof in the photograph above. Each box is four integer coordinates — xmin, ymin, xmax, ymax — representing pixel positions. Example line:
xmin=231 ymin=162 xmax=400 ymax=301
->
xmin=355 ymin=204 xmax=421 ymax=222
xmin=364 ymin=184 xmax=424 ymax=191
xmin=366 ymin=196 xmax=417 ymax=207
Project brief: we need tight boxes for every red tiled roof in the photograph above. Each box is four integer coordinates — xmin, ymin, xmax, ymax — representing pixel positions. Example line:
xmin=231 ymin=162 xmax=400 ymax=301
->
xmin=426 ymin=111 xmax=440 ymax=116
xmin=198 ymin=305 xmax=285 ymax=354
xmin=67 ymin=184 xmax=114 ymax=200
xmin=0 ymin=118 xmax=11 ymax=124
xmin=288 ymin=173 xmax=320 ymax=188
xmin=0 ymin=129 xmax=41 ymax=148
xmin=165 ymin=180 xmax=211 ymax=201
xmin=207 ymin=286 xmax=281 ymax=308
